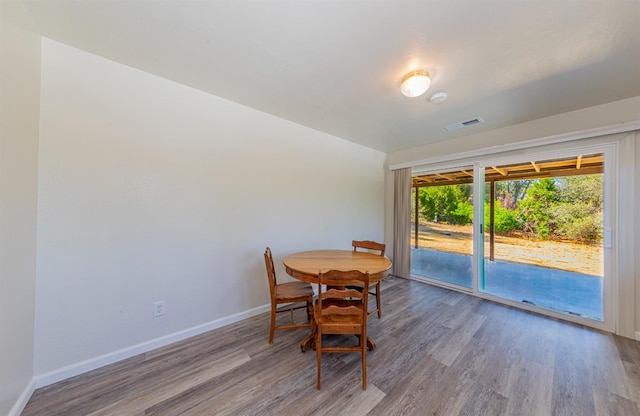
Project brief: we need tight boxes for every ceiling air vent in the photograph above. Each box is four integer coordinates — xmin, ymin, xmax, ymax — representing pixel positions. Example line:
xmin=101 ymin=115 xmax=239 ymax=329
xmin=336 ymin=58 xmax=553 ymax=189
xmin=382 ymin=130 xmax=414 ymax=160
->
xmin=443 ymin=117 xmax=484 ymax=132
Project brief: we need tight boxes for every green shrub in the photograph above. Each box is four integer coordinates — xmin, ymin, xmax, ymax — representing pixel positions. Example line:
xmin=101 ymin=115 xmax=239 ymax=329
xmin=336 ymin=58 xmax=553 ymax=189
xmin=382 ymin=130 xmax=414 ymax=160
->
xmin=554 ymin=202 xmax=603 ymax=242
xmin=494 ymin=206 xmax=521 ymax=233
xmin=451 ymin=201 xmax=473 ymax=225
xmin=483 ymin=203 xmax=521 ymax=234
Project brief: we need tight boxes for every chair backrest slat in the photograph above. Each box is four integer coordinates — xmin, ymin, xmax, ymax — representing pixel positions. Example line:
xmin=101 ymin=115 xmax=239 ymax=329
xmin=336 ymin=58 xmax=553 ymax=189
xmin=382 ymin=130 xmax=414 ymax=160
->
xmin=352 ymin=240 xmax=385 ymax=256
xmin=322 ymin=305 xmax=362 ymax=316
xmin=323 ymin=287 xmax=364 ymax=300
xmin=317 ymin=269 xmax=370 ymax=323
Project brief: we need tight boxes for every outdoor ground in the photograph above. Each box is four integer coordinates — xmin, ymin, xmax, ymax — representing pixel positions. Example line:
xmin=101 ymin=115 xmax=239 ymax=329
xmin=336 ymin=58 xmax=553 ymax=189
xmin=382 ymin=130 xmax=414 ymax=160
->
xmin=412 ymin=221 xmax=603 ymax=276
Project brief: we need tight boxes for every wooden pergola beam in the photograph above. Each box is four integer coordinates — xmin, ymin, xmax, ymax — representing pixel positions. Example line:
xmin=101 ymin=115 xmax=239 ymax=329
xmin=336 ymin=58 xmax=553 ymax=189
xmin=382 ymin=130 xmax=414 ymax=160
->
xmin=411 ymin=154 xmax=604 ymax=187
xmin=436 ymin=173 xmax=454 ymax=181
xmin=492 ymin=166 xmax=508 ymax=176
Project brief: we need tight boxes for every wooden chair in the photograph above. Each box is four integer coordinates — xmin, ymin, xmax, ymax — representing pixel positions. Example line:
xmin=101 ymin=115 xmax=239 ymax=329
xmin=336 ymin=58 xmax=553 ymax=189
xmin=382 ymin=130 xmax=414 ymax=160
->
xmin=352 ymin=240 xmax=385 ymax=318
xmin=315 ymin=269 xmax=370 ymax=390
xmin=264 ymin=247 xmax=314 ymax=344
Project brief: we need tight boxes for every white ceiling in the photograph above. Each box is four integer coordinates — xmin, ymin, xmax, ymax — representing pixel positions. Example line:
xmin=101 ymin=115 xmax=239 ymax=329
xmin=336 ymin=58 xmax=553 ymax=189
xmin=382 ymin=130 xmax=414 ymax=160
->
xmin=22 ymin=0 xmax=640 ymax=153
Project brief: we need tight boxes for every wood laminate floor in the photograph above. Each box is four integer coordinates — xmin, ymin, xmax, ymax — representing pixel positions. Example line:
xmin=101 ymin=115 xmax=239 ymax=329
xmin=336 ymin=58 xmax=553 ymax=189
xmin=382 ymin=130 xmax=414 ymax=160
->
xmin=23 ymin=277 xmax=640 ymax=416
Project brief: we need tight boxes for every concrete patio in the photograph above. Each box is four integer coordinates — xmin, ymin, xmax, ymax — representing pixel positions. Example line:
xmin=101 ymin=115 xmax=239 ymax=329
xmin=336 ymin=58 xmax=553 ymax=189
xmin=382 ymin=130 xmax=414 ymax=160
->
xmin=411 ymin=248 xmax=603 ymax=321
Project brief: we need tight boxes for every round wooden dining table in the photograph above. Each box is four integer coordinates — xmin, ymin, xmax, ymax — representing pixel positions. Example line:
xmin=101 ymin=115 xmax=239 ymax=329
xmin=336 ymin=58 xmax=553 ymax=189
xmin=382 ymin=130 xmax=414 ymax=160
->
xmin=283 ymin=249 xmax=392 ymax=351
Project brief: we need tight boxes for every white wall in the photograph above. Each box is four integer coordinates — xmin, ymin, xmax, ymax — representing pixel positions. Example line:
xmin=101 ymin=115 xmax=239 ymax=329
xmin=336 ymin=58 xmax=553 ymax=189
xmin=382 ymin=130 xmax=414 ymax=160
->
xmin=386 ymin=96 xmax=640 ymax=168
xmin=385 ymin=98 xmax=640 ymax=338
xmin=34 ymin=39 xmax=386 ymax=378
xmin=0 ymin=1 xmax=41 ymax=414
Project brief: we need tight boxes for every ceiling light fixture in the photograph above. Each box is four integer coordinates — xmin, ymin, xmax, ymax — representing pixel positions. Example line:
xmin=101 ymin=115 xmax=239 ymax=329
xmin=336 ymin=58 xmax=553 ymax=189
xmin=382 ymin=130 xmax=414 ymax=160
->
xmin=400 ymin=70 xmax=431 ymax=98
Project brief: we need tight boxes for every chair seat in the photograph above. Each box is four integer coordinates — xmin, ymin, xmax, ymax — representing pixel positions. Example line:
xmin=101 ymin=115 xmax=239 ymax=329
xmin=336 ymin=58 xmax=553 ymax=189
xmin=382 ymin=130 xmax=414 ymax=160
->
xmin=315 ymin=317 xmax=364 ymax=334
xmin=276 ymin=281 xmax=314 ymax=301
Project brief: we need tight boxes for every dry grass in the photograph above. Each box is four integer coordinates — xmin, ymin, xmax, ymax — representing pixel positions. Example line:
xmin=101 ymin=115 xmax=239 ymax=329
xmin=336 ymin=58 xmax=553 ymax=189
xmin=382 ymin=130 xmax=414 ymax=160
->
xmin=412 ymin=221 xmax=603 ymax=276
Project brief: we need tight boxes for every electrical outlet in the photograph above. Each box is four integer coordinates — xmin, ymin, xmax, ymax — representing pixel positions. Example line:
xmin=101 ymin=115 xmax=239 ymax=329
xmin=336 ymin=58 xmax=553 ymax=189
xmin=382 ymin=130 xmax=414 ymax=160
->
xmin=153 ymin=300 xmax=165 ymax=317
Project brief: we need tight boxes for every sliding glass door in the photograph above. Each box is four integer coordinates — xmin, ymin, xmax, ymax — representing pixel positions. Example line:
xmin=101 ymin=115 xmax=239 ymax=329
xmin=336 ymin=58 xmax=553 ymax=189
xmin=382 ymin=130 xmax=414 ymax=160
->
xmin=479 ymin=153 xmax=605 ymax=321
xmin=411 ymin=166 xmax=474 ymax=289
xmin=410 ymin=145 xmax=613 ymax=328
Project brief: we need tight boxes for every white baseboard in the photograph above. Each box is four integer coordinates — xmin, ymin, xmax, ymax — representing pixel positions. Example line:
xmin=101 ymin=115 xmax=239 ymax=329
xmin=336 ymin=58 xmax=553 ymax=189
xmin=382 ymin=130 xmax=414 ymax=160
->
xmin=636 ymin=331 xmax=640 ymax=341
xmin=33 ymin=303 xmax=270 ymax=389
xmin=8 ymin=378 xmax=36 ymax=416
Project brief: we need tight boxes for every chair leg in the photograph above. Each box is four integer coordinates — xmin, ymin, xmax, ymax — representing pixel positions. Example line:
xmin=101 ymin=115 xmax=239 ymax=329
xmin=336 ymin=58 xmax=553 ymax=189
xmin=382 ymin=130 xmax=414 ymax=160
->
xmin=375 ymin=282 xmax=382 ymax=319
xmin=268 ymin=304 xmax=276 ymax=344
xmin=316 ymin=329 xmax=322 ymax=390
xmin=368 ymin=283 xmax=382 ymax=318
xmin=362 ymin=341 xmax=367 ymax=390
xmin=306 ymin=299 xmax=312 ymax=322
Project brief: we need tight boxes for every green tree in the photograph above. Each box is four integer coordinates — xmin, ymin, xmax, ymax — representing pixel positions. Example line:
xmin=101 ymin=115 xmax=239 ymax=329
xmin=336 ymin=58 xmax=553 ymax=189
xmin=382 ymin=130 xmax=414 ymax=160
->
xmin=556 ymin=175 xmax=603 ymax=208
xmin=494 ymin=180 xmax=532 ymax=209
xmin=554 ymin=174 xmax=603 ymax=242
xmin=418 ymin=184 xmax=472 ymax=225
xmin=484 ymin=179 xmax=530 ymax=235
xmin=518 ymin=178 xmax=558 ymax=239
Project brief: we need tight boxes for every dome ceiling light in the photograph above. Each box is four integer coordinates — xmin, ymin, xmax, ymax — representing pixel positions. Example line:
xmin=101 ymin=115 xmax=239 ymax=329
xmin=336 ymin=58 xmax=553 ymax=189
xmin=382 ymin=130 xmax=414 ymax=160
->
xmin=400 ymin=70 xmax=431 ymax=98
